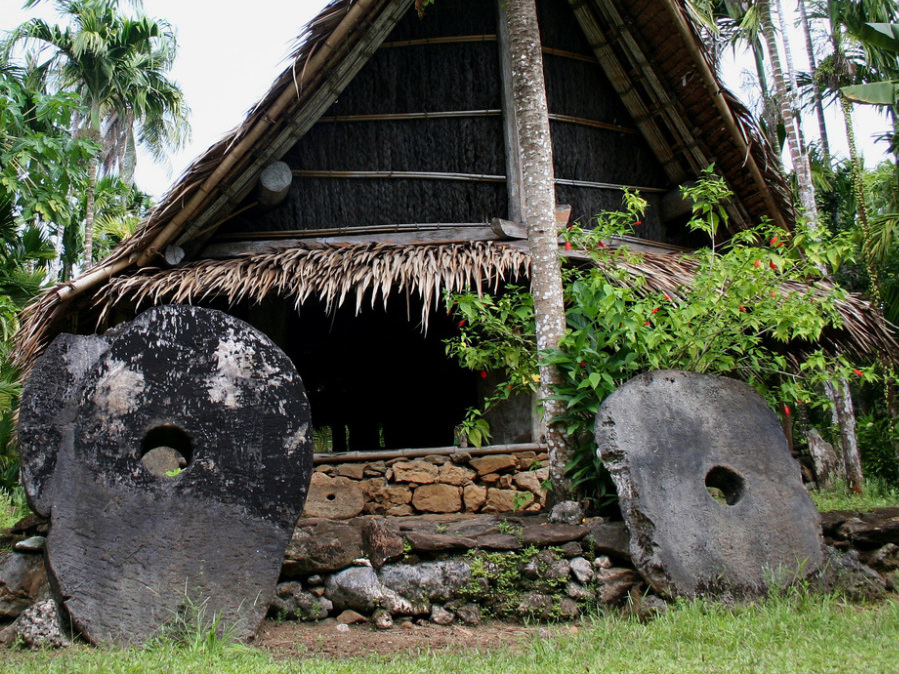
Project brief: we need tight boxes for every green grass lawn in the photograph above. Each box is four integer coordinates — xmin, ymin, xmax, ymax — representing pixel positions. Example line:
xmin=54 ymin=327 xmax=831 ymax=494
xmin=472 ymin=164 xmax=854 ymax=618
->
xmin=3 ymin=593 xmax=898 ymax=674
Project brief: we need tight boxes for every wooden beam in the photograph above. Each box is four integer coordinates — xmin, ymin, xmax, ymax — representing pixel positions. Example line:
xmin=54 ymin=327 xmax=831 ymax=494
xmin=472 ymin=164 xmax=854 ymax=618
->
xmin=497 ymin=0 xmax=526 ymax=223
xmin=292 ymin=169 xmax=507 ymax=183
xmin=200 ymin=226 xmax=503 ymax=259
xmin=215 ymin=223 xmax=490 ymax=241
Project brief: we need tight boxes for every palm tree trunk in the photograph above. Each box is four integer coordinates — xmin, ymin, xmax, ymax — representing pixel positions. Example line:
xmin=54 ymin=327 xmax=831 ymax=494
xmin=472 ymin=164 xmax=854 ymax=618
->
xmin=759 ymin=0 xmax=819 ymax=224
xmin=797 ymin=0 xmax=831 ymax=159
xmin=824 ymin=378 xmax=865 ymax=493
xmin=83 ymin=152 xmax=98 ymax=269
xmin=503 ymin=0 xmax=570 ymax=501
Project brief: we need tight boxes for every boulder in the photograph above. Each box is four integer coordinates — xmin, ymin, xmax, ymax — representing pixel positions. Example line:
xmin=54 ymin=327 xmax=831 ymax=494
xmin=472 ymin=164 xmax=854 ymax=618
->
xmin=391 ymin=461 xmax=438 ymax=484
xmin=469 ymin=454 xmax=517 ymax=477
xmin=463 ymin=484 xmax=487 ymax=512
xmin=302 ymin=473 xmax=365 ymax=519
xmin=0 ymin=552 xmax=49 ymax=620
xmin=269 ymin=582 xmax=333 ymax=621
xmin=596 ymin=370 xmax=823 ymax=598
xmin=282 ymin=519 xmax=363 ymax=577
xmin=582 ymin=520 xmax=631 ymax=561
xmin=411 ymin=484 xmax=462 ymax=513
xmin=361 ymin=519 xmax=405 ymax=569
xmin=325 ymin=566 xmax=414 ymax=614
xmin=379 ymin=561 xmax=471 ymax=602
xmin=0 ymin=599 xmax=69 ymax=649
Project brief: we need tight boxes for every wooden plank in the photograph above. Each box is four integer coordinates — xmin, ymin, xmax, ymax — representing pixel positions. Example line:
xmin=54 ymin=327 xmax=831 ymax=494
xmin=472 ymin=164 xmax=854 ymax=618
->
xmin=215 ymin=223 xmax=490 ymax=241
xmin=317 ymin=109 xmax=502 ymax=123
xmin=200 ymin=226 xmax=503 ymax=259
xmin=292 ymin=169 xmax=507 ymax=183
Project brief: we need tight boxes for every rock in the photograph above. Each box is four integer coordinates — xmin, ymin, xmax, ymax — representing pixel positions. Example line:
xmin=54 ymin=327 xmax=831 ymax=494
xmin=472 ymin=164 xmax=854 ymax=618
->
xmin=336 ymin=609 xmax=367 ymax=624
xmin=483 ymin=489 xmax=521 ymax=513
xmin=361 ymin=519 xmax=405 ymax=569
xmin=438 ymin=463 xmax=476 ymax=486
xmin=379 ymin=561 xmax=471 ymax=602
xmin=596 ymin=370 xmax=823 ymax=598
xmin=469 ymin=454 xmax=517 ymax=477
xmin=512 ymin=472 xmax=544 ymax=494
xmin=520 ymin=522 xmax=587 ymax=546
xmin=566 ymin=581 xmax=594 ymax=601
xmin=476 ymin=534 xmax=522 ymax=550
xmin=269 ymin=583 xmax=332 ymax=621
xmin=816 ymin=546 xmax=887 ymax=601
xmin=0 ymin=552 xmax=49 ymax=620
xmin=520 ymin=550 xmax=557 ymax=580
xmin=334 ymin=463 xmax=366 ymax=480
xmin=515 ymin=452 xmax=538 ymax=469
xmin=303 ymin=473 xmax=365 ymax=519
xmin=13 ymin=536 xmax=45 ymax=554
xmin=335 ymin=623 xmax=350 ymax=633
xmin=557 ymin=598 xmax=580 ymax=619
xmin=392 ymin=461 xmax=438 ymax=484
xmin=325 ymin=566 xmax=413 ymax=614
xmin=481 ymin=474 xmax=501 ymax=484
xmin=596 ymin=567 xmax=641 ymax=584
xmin=558 ymin=542 xmax=583 ymax=558
xmin=545 ymin=559 xmax=571 ymax=581
xmin=630 ymin=592 xmax=669 ymax=620
xmin=840 ymin=512 xmax=899 ymax=550
xmin=598 ymin=577 xmax=641 ymax=605
xmin=445 ymin=517 xmax=501 ymax=538
xmin=404 ymin=532 xmax=477 ymax=552
xmin=463 ymin=484 xmax=487 ymax=512
xmin=569 ymin=557 xmax=594 ymax=583
xmin=455 ymin=603 xmax=481 ymax=625
xmin=10 ymin=513 xmax=49 ymax=536
xmin=309 ymin=586 xmax=326 ymax=597
xmin=4 ymin=599 xmax=70 ymax=649
xmin=19 ymin=306 xmax=314 ymax=645
xmin=450 ymin=451 xmax=471 ymax=464
xmin=593 ymin=555 xmax=613 ymax=569
xmin=373 ymin=608 xmax=393 ymax=629
xmin=583 ymin=521 xmax=631 ymax=561
xmin=430 ymin=604 xmax=455 ymax=625
xmin=363 ymin=461 xmax=387 ymax=477
xmin=283 ymin=520 xmax=363 ymax=576
xmin=863 ymin=543 xmax=899 ymax=572
xmin=808 ymin=428 xmax=843 ymax=490
xmin=517 ymin=592 xmax=554 ymax=619
xmin=307 ymin=575 xmax=323 ymax=586
xmin=548 ymin=501 xmax=585 ymax=525
xmin=411 ymin=484 xmax=462 ymax=513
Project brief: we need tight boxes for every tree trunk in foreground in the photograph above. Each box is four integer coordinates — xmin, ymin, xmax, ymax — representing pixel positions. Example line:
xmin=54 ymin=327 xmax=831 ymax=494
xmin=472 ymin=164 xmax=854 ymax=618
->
xmin=824 ymin=378 xmax=865 ymax=494
xmin=503 ymin=0 xmax=570 ymax=500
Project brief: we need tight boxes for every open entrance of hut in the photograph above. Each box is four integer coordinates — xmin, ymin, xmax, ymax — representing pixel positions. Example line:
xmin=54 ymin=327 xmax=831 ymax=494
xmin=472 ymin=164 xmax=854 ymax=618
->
xmin=243 ymin=295 xmax=529 ymax=454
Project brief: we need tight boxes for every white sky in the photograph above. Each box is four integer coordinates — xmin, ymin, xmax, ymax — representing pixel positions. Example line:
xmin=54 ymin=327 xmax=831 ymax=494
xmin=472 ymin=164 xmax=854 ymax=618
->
xmin=2 ymin=0 xmax=893 ymax=200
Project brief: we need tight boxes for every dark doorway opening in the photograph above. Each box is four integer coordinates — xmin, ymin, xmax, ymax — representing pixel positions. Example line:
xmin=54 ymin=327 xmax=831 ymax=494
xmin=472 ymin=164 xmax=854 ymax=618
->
xmin=247 ymin=296 xmax=482 ymax=453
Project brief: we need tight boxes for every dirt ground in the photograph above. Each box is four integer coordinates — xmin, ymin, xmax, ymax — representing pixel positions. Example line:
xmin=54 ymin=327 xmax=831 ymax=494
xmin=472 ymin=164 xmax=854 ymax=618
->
xmin=253 ymin=618 xmax=578 ymax=660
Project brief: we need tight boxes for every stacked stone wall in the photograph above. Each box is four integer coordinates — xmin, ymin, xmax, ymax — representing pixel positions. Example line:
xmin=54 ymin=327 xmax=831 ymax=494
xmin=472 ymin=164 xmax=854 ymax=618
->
xmin=302 ymin=450 xmax=550 ymax=519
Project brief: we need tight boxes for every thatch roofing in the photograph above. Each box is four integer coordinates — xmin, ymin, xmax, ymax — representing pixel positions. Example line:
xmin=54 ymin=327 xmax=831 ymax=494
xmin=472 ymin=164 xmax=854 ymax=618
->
xmin=80 ymin=241 xmax=896 ymax=364
xmin=12 ymin=0 xmax=816 ymax=368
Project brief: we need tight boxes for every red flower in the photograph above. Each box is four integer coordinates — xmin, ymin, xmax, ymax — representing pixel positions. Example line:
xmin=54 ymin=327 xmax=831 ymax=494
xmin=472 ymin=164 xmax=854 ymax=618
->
xmin=739 ymin=305 xmax=746 ymax=312
xmin=784 ymin=404 xmax=791 ymax=416
xmin=652 ymin=307 xmax=659 ymax=314
xmin=564 ymin=241 xmax=572 ymax=251
xmin=644 ymin=321 xmax=651 ymax=326
xmin=458 ymin=320 xmax=466 ymax=327
xmin=769 ymin=260 xmax=776 ymax=270
xmin=599 ymin=241 xmax=607 ymax=248
xmin=754 ymin=260 xmax=761 ymax=268
xmin=580 ymin=361 xmax=586 ymax=368
xmin=853 ymin=369 xmax=863 ymax=377
xmin=507 ymin=385 xmax=513 ymax=390
xmin=634 ymin=220 xmax=642 ymax=226
xmin=664 ymin=293 xmax=671 ymax=301
xmin=480 ymin=370 xmax=488 ymax=379
xmin=771 ymin=290 xmax=777 ymax=298
xmin=770 ymin=236 xmax=778 ymax=246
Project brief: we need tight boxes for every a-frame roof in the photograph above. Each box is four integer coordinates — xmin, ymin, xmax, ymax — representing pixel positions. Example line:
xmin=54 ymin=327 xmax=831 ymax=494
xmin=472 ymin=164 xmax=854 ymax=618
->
xmin=16 ymin=0 xmax=808 ymax=366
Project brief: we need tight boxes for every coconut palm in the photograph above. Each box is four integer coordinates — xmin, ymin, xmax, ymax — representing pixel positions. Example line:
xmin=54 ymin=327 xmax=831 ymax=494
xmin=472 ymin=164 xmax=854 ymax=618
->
xmin=3 ymin=0 xmax=189 ymax=267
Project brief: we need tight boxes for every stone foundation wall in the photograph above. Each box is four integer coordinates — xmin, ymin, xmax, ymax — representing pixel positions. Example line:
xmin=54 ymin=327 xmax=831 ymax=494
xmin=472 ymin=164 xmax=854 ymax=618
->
xmin=302 ymin=450 xmax=550 ymax=519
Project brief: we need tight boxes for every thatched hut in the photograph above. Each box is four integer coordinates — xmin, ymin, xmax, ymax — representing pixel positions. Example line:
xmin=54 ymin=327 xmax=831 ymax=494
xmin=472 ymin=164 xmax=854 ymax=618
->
xmin=14 ymin=0 xmax=894 ymax=458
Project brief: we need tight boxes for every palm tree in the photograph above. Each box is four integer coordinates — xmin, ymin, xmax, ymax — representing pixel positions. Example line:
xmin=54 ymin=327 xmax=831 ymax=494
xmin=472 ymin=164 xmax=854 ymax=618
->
xmin=3 ymin=0 xmax=189 ymax=267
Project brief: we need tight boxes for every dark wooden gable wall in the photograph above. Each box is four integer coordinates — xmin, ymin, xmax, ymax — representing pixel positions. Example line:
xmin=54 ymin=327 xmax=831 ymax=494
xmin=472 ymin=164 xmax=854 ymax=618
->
xmin=216 ymin=0 xmax=673 ymax=241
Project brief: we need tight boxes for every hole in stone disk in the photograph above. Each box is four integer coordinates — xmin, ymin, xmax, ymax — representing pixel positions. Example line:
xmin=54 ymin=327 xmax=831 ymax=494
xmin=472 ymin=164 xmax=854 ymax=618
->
xmin=326 ymin=493 xmax=337 ymax=501
xmin=140 ymin=426 xmax=193 ymax=477
xmin=704 ymin=466 xmax=745 ymax=506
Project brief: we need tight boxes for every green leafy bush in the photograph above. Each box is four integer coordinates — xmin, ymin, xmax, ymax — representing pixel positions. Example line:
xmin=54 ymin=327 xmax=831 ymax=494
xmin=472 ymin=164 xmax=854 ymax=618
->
xmin=447 ymin=169 xmax=869 ymax=502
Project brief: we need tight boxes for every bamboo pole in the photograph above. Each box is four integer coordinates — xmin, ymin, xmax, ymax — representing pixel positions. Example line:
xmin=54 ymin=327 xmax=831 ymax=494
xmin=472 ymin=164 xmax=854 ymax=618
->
xmin=313 ymin=442 xmax=546 ymax=464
